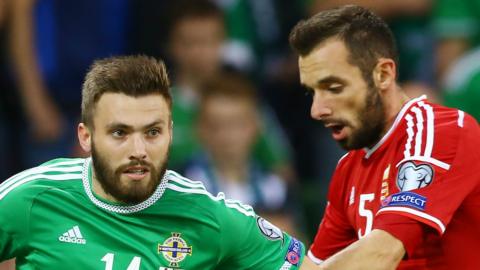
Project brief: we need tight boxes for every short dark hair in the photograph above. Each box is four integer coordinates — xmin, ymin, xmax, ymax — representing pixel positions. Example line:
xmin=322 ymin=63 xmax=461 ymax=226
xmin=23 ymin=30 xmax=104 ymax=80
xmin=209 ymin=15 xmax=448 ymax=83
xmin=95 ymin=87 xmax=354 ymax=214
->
xmin=198 ymin=72 xmax=258 ymax=108
xmin=81 ymin=55 xmax=171 ymax=128
xmin=289 ymin=5 xmax=398 ymax=84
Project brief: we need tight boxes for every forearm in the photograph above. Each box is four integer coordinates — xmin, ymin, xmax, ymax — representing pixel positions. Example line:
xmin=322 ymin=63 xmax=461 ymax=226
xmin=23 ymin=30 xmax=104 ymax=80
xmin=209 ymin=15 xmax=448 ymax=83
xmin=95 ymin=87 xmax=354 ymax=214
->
xmin=320 ymin=230 xmax=404 ymax=270
xmin=9 ymin=0 xmax=50 ymax=105
xmin=301 ymin=230 xmax=405 ymax=270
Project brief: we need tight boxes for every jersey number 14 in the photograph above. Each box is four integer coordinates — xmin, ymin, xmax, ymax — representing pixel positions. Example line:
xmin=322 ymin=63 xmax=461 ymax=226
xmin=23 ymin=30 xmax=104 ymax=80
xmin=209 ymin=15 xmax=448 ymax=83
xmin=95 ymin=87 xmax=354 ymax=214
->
xmin=102 ymin=253 xmax=141 ymax=270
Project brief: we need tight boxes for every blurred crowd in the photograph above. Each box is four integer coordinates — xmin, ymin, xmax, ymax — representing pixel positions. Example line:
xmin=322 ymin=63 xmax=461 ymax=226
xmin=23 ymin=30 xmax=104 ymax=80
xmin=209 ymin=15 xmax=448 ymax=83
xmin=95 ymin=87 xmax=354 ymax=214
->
xmin=0 ymin=0 xmax=479 ymax=241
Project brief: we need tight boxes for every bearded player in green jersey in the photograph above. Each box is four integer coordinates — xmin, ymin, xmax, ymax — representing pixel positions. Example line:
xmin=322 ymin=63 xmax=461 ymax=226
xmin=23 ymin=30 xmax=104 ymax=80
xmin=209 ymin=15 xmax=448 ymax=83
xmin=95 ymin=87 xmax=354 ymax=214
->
xmin=0 ymin=56 xmax=304 ymax=269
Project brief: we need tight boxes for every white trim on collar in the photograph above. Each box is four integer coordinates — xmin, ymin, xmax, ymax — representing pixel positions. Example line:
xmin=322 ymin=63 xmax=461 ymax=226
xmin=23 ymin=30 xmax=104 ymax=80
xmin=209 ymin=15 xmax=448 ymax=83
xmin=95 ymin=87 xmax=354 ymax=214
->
xmin=364 ymin=95 xmax=427 ymax=159
xmin=82 ymin=157 xmax=169 ymax=214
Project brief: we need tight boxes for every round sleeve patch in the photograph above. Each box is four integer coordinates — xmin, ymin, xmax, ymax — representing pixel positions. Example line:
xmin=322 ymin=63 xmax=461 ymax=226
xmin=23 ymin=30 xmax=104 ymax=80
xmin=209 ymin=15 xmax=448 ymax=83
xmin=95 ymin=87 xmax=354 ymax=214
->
xmin=397 ymin=161 xmax=434 ymax=191
xmin=256 ymin=216 xmax=284 ymax=242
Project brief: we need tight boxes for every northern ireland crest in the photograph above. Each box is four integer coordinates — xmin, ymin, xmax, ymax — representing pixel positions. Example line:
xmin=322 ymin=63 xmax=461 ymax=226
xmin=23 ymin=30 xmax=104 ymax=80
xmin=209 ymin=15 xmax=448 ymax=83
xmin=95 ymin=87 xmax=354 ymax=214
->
xmin=158 ymin=233 xmax=192 ymax=267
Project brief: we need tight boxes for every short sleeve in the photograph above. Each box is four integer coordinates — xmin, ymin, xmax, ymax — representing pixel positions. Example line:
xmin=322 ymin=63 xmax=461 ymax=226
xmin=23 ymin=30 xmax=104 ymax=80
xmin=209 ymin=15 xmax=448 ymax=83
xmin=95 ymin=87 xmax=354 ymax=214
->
xmin=377 ymin=114 xmax=480 ymax=234
xmin=308 ymin=202 xmax=356 ymax=263
xmin=308 ymin=156 xmax=357 ymax=263
xmin=0 ymin=179 xmax=32 ymax=260
xmin=215 ymin=196 xmax=305 ymax=269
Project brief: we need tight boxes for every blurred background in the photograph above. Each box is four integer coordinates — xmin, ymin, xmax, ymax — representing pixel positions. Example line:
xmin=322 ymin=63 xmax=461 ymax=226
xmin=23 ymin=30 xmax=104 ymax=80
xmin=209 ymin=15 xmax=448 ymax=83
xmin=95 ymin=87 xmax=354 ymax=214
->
xmin=0 ymin=0 xmax=479 ymax=244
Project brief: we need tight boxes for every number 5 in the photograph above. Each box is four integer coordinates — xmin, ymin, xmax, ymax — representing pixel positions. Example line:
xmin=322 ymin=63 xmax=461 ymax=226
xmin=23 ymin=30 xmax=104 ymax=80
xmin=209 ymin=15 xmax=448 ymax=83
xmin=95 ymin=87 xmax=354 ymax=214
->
xmin=357 ymin=193 xmax=375 ymax=238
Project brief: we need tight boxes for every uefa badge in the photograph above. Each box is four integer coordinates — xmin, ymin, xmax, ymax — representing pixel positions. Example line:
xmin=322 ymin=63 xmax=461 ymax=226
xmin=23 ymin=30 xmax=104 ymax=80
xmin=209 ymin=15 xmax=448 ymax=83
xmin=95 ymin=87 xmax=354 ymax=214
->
xmin=397 ymin=161 xmax=434 ymax=191
xmin=158 ymin=233 xmax=192 ymax=267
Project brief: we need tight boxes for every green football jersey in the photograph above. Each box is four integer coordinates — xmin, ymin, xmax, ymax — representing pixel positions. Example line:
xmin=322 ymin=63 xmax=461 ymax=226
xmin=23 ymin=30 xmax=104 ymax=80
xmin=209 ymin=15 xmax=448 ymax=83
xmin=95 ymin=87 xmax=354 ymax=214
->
xmin=0 ymin=158 xmax=304 ymax=269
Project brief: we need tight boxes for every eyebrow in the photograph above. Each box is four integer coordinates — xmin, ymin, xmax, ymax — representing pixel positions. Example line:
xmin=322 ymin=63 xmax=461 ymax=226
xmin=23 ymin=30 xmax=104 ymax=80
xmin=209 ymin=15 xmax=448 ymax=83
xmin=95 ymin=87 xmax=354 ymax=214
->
xmin=316 ymin=75 xmax=348 ymax=86
xmin=301 ymin=75 xmax=348 ymax=90
xmin=106 ymin=119 xmax=166 ymax=131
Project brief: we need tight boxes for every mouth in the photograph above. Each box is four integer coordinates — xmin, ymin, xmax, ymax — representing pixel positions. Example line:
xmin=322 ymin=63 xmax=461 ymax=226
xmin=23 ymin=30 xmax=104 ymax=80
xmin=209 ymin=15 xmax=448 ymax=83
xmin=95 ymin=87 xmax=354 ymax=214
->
xmin=123 ymin=166 xmax=150 ymax=181
xmin=325 ymin=123 xmax=348 ymax=141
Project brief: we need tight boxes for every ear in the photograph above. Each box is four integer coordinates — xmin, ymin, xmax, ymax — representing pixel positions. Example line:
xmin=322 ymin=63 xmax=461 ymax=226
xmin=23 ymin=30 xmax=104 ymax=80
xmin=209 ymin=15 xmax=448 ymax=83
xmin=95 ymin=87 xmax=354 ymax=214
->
xmin=78 ymin=123 xmax=92 ymax=153
xmin=373 ymin=58 xmax=396 ymax=91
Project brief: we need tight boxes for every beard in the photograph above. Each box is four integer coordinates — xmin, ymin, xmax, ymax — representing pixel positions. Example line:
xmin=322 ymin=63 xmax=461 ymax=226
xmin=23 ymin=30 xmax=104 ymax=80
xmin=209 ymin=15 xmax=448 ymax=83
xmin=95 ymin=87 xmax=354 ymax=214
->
xmin=338 ymin=86 xmax=386 ymax=150
xmin=91 ymin=141 xmax=168 ymax=204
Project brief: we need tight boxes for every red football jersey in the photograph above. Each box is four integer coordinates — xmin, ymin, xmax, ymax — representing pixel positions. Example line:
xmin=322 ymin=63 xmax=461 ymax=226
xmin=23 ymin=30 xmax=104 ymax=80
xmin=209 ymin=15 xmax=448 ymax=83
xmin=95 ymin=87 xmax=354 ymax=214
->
xmin=309 ymin=96 xmax=480 ymax=269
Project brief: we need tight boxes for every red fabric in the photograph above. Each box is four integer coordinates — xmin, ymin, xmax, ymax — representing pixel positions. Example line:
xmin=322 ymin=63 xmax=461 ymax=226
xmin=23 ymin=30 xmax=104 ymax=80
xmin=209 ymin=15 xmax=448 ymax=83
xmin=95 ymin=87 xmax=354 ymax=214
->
xmin=309 ymin=98 xmax=480 ymax=269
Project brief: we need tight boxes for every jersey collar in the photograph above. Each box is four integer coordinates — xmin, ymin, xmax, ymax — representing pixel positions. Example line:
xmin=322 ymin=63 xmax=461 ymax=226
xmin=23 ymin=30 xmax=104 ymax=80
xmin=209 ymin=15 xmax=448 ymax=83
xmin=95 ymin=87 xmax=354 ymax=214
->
xmin=81 ymin=157 xmax=169 ymax=214
xmin=363 ymin=95 xmax=427 ymax=159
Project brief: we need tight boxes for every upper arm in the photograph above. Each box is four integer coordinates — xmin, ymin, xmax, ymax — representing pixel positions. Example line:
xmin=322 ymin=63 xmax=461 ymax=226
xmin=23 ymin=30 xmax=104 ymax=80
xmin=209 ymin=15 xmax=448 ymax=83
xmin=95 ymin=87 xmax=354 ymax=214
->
xmin=378 ymin=113 xmax=480 ymax=235
xmin=0 ymin=180 xmax=31 ymax=260
xmin=216 ymin=197 xmax=305 ymax=269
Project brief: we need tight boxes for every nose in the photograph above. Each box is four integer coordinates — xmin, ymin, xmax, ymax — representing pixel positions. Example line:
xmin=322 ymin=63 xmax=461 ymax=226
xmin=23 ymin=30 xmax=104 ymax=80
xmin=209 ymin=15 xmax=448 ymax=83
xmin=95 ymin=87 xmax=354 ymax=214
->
xmin=129 ymin=134 xmax=147 ymax=160
xmin=310 ymin=93 xmax=332 ymax=120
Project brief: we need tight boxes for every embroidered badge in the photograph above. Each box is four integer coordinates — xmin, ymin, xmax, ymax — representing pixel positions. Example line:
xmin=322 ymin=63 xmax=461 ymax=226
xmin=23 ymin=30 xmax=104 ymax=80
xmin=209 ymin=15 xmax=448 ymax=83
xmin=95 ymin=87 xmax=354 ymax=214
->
xmin=382 ymin=191 xmax=427 ymax=211
xmin=158 ymin=233 xmax=192 ymax=267
xmin=284 ymin=238 xmax=302 ymax=266
xmin=397 ymin=162 xmax=433 ymax=191
xmin=257 ymin=216 xmax=284 ymax=242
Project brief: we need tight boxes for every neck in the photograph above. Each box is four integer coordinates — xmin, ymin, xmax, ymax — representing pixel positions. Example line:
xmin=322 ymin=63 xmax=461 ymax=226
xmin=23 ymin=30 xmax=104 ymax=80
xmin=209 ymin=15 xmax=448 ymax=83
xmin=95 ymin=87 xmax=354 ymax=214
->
xmin=382 ymin=85 xmax=411 ymax=137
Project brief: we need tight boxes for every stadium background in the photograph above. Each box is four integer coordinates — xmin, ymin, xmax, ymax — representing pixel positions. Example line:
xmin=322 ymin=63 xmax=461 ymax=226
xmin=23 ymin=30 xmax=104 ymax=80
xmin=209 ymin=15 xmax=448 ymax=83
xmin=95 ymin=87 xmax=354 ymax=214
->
xmin=0 ymin=0 xmax=479 ymax=243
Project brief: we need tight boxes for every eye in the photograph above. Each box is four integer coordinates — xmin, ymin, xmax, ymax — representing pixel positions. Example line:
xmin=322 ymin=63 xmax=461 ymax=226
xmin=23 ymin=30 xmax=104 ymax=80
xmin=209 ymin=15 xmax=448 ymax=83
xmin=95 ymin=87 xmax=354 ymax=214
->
xmin=111 ymin=129 xmax=126 ymax=138
xmin=146 ymin=128 xmax=161 ymax=137
xmin=327 ymin=83 xmax=344 ymax=93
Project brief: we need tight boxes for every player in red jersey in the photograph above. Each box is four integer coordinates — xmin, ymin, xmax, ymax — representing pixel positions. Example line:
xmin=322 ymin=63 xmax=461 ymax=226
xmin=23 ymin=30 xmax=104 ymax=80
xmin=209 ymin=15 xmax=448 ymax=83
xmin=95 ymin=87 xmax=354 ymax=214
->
xmin=289 ymin=5 xmax=480 ymax=270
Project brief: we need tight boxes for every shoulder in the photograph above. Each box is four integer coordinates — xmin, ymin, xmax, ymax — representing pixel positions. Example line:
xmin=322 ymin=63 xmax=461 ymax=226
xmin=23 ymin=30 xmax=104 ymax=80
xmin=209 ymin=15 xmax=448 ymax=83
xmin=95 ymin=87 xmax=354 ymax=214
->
xmin=164 ymin=170 xmax=256 ymax=218
xmin=395 ymin=100 xmax=476 ymax=169
xmin=0 ymin=158 xmax=85 ymax=203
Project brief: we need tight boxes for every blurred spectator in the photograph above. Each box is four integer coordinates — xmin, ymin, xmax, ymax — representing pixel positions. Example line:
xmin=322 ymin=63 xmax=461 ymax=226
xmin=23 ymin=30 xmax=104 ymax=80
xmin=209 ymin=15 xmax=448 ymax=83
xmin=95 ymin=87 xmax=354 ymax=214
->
xmin=163 ymin=0 xmax=294 ymax=181
xmin=432 ymin=0 xmax=480 ymax=82
xmin=183 ymin=72 xmax=302 ymax=234
xmin=0 ymin=0 xmax=10 ymax=181
xmin=310 ymin=0 xmax=435 ymax=88
xmin=7 ymin=0 xmax=132 ymax=169
xmin=432 ymin=0 xmax=480 ymax=121
xmin=442 ymin=47 xmax=480 ymax=122
xmin=0 ymin=0 xmax=14 ymax=260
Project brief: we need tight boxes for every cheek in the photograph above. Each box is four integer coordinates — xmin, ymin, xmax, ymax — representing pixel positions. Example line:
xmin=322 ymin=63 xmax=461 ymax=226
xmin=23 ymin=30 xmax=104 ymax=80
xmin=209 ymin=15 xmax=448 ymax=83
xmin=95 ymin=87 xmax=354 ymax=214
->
xmin=148 ymin=136 xmax=171 ymax=155
xmin=93 ymin=137 xmax=128 ymax=160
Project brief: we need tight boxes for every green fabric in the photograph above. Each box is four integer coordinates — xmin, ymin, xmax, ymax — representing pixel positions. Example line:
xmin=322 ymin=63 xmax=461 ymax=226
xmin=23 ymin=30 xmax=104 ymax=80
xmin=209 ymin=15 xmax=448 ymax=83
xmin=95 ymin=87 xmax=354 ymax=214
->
xmin=223 ymin=0 xmax=257 ymax=47
xmin=389 ymin=16 xmax=433 ymax=83
xmin=169 ymin=87 xmax=291 ymax=171
xmin=444 ymin=72 xmax=480 ymax=122
xmin=0 ymin=158 xmax=304 ymax=269
xmin=170 ymin=89 xmax=201 ymax=170
xmin=432 ymin=0 xmax=480 ymax=45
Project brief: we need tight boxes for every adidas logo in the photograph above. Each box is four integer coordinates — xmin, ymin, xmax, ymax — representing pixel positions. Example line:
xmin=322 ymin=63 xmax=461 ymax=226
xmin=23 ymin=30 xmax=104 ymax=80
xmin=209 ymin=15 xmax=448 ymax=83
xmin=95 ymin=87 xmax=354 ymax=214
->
xmin=58 ymin=225 xmax=87 ymax=245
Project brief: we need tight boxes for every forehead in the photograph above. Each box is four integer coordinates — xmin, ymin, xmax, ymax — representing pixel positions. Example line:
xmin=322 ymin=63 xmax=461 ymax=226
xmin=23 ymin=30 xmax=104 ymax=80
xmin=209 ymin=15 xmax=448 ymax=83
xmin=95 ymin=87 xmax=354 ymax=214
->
xmin=201 ymin=97 xmax=256 ymax=117
xmin=201 ymin=96 xmax=256 ymax=112
xmin=94 ymin=93 xmax=170 ymax=127
xmin=298 ymin=39 xmax=359 ymax=86
xmin=174 ymin=17 xmax=224 ymax=36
